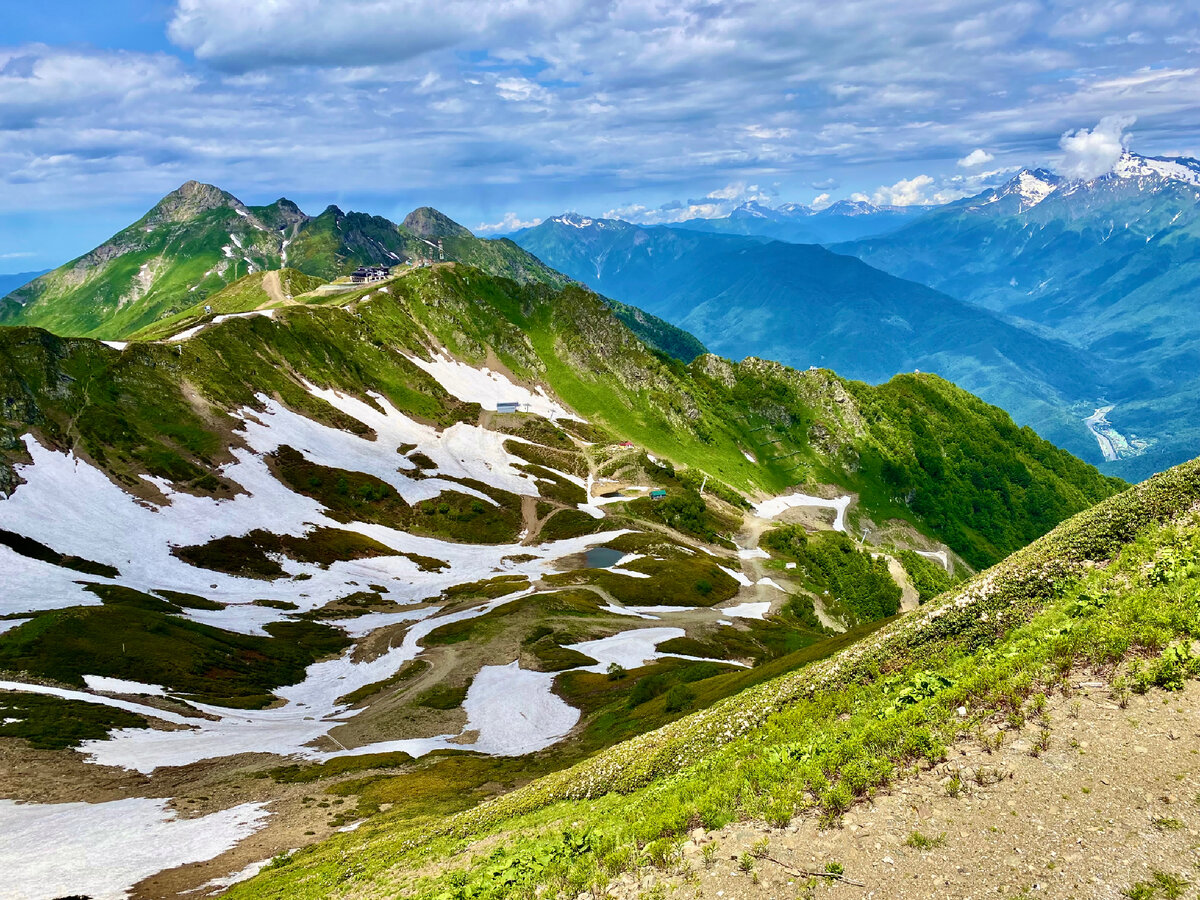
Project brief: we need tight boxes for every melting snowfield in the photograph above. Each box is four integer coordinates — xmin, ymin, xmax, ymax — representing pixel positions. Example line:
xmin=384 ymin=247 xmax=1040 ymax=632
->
xmin=0 ymin=357 xmax=763 ymax=891
xmin=406 ymin=352 xmax=581 ymax=420
xmin=0 ymin=797 xmax=269 ymax=900
xmin=753 ymin=492 xmax=852 ymax=531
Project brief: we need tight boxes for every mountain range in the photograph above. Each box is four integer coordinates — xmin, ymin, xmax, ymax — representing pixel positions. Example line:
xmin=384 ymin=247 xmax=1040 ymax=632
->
xmin=0 ymin=181 xmax=563 ymax=339
xmin=670 ymin=198 xmax=926 ymax=243
xmin=837 ymin=151 xmax=1200 ymax=480
xmin=2 ymin=176 xmax=1197 ymax=900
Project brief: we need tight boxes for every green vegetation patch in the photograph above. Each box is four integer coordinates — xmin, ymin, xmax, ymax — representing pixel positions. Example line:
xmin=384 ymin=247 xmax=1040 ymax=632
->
xmin=505 ymin=440 xmax=588 ymax=478
xmin=0 ymin=596 xmax=350 ymax=708
xmin=0 ymin=692 xmax=148 ymax=750
xmin=627 ymin=488 xmax=737 ymax=547
xmin=539 ymin=509 xmax=608 ymax=541
xmin=896 ymin=550 xmax=960 ymax=603
xmin=415 ymin=679 xmax=473 ymax=710
xmin=0 ymin=528 xmax=119 ymax=578
xmin=269 ymin=447 xmax=523 ymax=544
xmin=763 ymin=526 xmax=901 ymax=624
xmin=546 ymin=554 xmax=739 ymax=608
xmin=270 ymin=751 xmax=415 ymax=784
xmin=173 ymin=526 xmax=397 ymax=579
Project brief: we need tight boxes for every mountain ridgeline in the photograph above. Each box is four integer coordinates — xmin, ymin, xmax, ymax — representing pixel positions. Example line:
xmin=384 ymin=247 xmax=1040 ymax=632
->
xmin=836 ymin=152 xmax=1200 ymax=481
xmin=0 ymin=181 xmax=564 ymax=339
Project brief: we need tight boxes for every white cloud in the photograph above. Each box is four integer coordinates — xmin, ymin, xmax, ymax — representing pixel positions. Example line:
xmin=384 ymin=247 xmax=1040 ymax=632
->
xmin=811 ymin=192 xmax=832 ymax=210
xmin=1059 ymin=114 xmax=1136 ymax=180
xmin=0 ymin=251 xmax=35 ymax=260
xmin=870 ymin=174 xmax=937 ymax=206
xmin=474 ymin=212 xmax=542 ymax=234
xmin=958 ymin=148 xmax=995 ymax=168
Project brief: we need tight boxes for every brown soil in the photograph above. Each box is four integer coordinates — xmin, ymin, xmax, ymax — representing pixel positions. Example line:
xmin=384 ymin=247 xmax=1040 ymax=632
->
xmin=605 ymin=678 xmax=1200 ymax=899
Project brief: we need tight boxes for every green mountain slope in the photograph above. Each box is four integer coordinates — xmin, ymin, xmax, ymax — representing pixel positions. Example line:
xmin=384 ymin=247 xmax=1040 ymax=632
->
xmin=0 ymin=262 xmax=1125 ymax=896
xmin=0 ymin=266 xmax=1119 ymax=570
xmin=0 ymin=182 xmax=563 ymax=340
xmin=512 ymin=215 xmax=1113 ymax=465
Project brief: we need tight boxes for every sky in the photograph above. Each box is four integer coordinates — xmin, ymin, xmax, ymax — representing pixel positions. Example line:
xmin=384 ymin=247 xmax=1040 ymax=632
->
xmin=2 ymin=0 xmax=1200 ymax=269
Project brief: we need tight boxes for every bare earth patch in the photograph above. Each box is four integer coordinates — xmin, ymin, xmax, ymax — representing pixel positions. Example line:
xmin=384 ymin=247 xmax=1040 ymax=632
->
xmin=606 ymin=678 xmax=1200 ymax=899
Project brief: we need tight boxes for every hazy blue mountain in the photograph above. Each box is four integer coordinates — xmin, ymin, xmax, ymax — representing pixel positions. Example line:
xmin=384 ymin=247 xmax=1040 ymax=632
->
xmin=0 ymin=270 xmax=49 ymax=296
xmin=513 ymin=214 xmax=1110 ymax=464
xmin=672 ymin=199 xmax=929 ymax=243
xmin=837 ymin=152 xmax=1200 ymax=479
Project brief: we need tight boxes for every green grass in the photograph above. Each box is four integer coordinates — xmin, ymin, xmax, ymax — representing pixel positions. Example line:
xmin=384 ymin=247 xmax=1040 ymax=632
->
xmin=173 ymin=526 xmax=397 ymax=579
xmin=0 ymin=693 xmax=147 ymax=750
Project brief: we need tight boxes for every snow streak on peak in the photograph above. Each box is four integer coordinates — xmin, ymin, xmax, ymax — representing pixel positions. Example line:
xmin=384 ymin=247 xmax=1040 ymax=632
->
xmin=552 ymin=213 xmax=604 ymax=229
xmin=1111 ymin=151 xmax=1200 ymax=187
xmin=1004 ymin=169 xmax=1060 ymax=208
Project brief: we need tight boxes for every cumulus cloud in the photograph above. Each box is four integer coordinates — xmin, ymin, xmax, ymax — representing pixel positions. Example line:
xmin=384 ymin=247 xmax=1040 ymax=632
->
xmin=474 ymin=212 xmax=542 ymax=234
xmin=1059 ymin=114 xmax=1136 ymax=180
xmin=957 ymin=148 xmax=995 ymax=168
xmin=811 ymin=192 xmax=832 ymax=210
xmin=869 ymin=174 xmax=939 ymax=207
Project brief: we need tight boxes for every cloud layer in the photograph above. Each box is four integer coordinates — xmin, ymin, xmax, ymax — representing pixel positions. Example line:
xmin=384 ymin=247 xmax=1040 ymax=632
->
xmin=2 ymin=1 xmax=1200 ymax=258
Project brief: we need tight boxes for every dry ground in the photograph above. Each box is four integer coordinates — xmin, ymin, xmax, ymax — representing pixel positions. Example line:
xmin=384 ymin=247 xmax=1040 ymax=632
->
xmin=604 ymin=678 xmax=1200 ymax=900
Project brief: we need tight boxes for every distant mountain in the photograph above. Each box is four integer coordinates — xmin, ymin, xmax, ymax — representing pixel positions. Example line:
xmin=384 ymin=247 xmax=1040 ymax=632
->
xmin=0 ymin=182 xmax=562 ymax=339
xmin=513 ymin=215 xmax=1110 ymax=462
xmin=837 ymin=151 xmax=1200 ymax=479
xmin=0 ymin=270 xmax=50 ymax=297
xmin=671 ymin=198 xmax=930 ymax=243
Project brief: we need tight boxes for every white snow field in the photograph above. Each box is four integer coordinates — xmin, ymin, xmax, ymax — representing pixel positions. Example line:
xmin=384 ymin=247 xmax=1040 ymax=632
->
xmin=721 ymin=601 xmax=771 ymax=620
xmin=753 ymin=492 xmax=852 ymax=531
xmin=405 ymin=352 xmax=580 ymax=420
xmin=0 ymin=797 xmax=269 ymax=900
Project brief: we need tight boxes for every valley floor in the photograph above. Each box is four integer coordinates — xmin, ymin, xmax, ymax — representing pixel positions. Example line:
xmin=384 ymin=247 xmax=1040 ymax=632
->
xmin=604 ymin=676 xmax=1200 ymax=900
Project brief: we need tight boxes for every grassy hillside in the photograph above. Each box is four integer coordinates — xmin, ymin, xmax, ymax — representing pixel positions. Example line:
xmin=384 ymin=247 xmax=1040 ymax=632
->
xmin=226 ymin=450 xmax=1200 ymax=900
xmin=0 ymin=265 xmax=1120 ymax=572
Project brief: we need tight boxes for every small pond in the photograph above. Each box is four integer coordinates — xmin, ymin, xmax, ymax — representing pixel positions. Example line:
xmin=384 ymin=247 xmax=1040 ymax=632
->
xmin=585 ymin=546 xmax=624 ymax=569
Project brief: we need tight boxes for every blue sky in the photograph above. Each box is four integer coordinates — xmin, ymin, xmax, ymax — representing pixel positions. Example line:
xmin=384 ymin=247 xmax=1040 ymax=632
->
xmin=2 ymin=0 xmax=1200 ymax=269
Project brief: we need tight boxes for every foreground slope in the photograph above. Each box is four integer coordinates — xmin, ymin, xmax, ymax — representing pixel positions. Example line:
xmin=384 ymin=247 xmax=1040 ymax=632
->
xmin=227 ymin=446 xmax=1200 ymax=900
xmin=513 ymin=215 xmax=1112 ymax=465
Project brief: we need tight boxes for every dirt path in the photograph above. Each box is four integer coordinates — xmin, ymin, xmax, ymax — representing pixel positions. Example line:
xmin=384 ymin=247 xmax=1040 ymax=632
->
xmin=261 ymin=269 xmax=287 ymax=306
xmin=881 ymin=553 xmax=920 ymax=612
xmin=604 ymin=677 xmax=1200 ymax=900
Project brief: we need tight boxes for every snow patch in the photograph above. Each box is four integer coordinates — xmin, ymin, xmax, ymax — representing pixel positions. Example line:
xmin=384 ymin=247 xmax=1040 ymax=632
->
xmin=754 ymin=492 xmax=851 ymax=531
xmin=405 ymin=353 xmax=580 ymax=421
xmin=0 ymin=797 xmax=269 ymax=900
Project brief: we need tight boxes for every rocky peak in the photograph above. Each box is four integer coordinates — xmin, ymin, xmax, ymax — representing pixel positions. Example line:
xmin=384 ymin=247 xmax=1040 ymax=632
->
xmin=402 ymin=207 xmax=472 ymax=239
xmin=148 ymin=181 xmax=238 ymax=225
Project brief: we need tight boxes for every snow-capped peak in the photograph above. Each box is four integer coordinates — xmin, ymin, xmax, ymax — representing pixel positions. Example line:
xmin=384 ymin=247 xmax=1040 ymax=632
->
xmin=1111 ymin=151 xmax=1200 ymax=187
xmin=1010 ymin=169 xmax=1060 ymax=207
xmin=552 ymin=213 xmax=598 ymax=229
